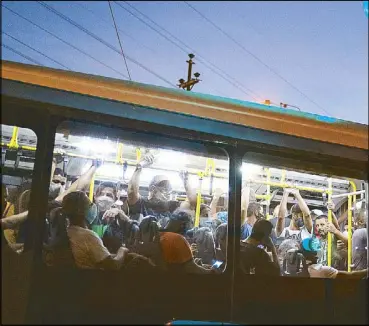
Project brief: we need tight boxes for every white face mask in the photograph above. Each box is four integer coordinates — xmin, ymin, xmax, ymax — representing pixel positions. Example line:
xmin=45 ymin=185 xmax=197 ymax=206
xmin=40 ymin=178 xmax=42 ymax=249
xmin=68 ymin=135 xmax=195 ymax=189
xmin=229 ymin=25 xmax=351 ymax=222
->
xmin=96 ymin=195 xmax=115 ymax=213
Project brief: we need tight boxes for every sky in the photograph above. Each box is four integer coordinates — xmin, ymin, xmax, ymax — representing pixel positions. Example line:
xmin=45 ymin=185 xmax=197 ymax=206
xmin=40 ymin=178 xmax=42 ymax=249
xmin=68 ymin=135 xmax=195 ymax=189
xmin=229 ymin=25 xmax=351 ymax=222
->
xmin=1 ymin=1 xmax=368 ymax=124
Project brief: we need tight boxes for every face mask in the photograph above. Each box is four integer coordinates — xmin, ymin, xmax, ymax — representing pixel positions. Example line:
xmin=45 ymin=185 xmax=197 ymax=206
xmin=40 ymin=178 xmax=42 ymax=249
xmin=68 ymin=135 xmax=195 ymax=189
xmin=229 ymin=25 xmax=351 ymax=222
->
xmin=151 ymin=185 xmax=171 ymax=202
xmin=295 ymin=218 xmax=304 ymax=228
xmin=49 ymin=183 xmax=61 ymax=200
xmin=86 ymin=203 xmax=98 ymax=225
xmin=96 ymin=195 xmax=115 ymax=213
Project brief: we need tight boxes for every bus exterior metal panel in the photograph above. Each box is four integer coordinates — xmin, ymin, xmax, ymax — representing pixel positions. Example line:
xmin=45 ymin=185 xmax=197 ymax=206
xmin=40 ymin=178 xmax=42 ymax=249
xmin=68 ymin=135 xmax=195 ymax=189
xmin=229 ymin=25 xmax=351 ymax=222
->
xmin=1 ymin=60 xmax=368 ymax=150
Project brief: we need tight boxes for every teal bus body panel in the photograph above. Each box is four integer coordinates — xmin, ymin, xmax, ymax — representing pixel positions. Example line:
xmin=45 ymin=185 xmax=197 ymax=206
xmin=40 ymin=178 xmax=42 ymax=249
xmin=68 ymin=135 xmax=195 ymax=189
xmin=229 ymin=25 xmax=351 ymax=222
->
xmin=1 ymin=79 xmax=367 ymax=163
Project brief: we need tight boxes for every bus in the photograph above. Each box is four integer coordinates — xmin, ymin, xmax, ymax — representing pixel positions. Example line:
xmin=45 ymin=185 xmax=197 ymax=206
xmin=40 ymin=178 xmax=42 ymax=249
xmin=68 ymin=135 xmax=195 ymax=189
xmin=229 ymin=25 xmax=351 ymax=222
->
xmin=1 ymin=60 xmax=368 ymax=325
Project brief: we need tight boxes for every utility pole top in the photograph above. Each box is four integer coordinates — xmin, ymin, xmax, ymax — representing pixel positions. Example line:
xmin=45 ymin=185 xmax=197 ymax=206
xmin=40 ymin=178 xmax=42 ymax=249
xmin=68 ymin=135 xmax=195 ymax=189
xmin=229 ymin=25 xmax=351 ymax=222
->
xmin=178 ymin=54 xmax=201 ymax=91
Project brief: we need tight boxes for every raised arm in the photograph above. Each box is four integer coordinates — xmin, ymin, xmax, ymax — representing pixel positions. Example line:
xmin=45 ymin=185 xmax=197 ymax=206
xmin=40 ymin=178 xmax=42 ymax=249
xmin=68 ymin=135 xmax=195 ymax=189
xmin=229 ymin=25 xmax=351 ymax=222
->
xmin=241 ymin=186 xmax=251 ymax=225
xmin=210 ymin=188 xmax=224 ymax=219
xmin=1 ymin=211 xmax=28 ymax=230
xmin=127 ymin=153 xmax=154 ymax=206
xmin=291 ymin=189 xmax=313 ymax=233
xmin=276 ymin=188 xmax=289 ymax=237
xmin=96 ymin=246 xmax=128 ymax=271
xmin=55 ymin=162 xmax=98 ymax=203
xmin=179 ymin=170 xmax=197 ymax=209
xmin=327 ymin=202 xmax=340 ymax=230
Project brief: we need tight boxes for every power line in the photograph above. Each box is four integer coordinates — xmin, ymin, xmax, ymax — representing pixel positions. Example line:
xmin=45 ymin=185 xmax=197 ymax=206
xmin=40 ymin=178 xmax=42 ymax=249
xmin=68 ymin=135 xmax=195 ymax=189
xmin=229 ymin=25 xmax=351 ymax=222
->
xmin=118 ymin=1 xmax=261 ymax=101
xmin=3 ymin=31 xmax=71 ymax=70
xmin=108 ymin=1 xmax=132 ymax=80
xmin=2 ymin=44 xmax=44 ymax=66
xmin=2 ymin=4 xmax=129 ymax=79
xmin=73 ymin=1 xmax=157 ymax=55
xmin=184 ymin=1 xmax=333 ymax=116
xmin=37 ymin=1 xmax=176 ymax=87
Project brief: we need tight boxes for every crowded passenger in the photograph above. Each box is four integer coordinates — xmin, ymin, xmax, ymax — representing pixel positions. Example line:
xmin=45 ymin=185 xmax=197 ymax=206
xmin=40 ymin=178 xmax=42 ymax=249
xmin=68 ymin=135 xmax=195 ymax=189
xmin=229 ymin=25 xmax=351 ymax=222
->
xmin=351 ymin=206 xmax=367 ymax=271
xmin=240 ymin=219 xmax=280 ymax=276
xmin=275 ymin=188 xmax=313 ymax=242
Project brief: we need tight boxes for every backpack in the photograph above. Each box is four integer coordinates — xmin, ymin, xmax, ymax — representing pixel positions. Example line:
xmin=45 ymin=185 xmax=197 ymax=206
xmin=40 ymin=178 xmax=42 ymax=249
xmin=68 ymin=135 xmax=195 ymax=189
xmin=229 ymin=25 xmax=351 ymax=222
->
xmin=134 ymin=216 xmax=166 ymax=270
xmin=282 ymin=248 xmax=308 ymax=277
xmin=42 ymin=207 xmax=75 ymax=268
xmin=192 ymin=227 xmax=216 ymax=265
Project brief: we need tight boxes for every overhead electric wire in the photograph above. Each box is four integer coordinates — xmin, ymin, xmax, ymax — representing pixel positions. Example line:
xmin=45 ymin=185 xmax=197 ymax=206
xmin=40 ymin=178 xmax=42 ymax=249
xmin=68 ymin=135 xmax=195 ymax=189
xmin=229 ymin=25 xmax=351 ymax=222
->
xmin=3 ymin=31 xmax=71 ymax=70
xmin=73 ymin=1 xmax=157 ymax=55
xmin=108 ymin=1 xmax=132 ymax=80
xmin=118 ymin=1 xmax=261 ymax=101
xmin=184 ymin=1 xmax=332 ymax=116
xmin=37 ymin=1 xmax=176 ymax=87
xmin=2 ymin=4 xmax=129 ymax=79
xmin=2 ymin=44 xmax=44 ymax=66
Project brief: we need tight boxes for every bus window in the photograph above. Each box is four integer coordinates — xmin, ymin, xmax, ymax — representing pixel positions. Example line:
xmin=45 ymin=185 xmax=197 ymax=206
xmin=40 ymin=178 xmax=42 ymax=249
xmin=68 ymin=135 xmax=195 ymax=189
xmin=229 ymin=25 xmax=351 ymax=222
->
xmin=45 ymin=120 xmax=229 ymax=273
xmin=1 ymin=124 xmax=38 ymax=253
xmin=240 ymin=158 xmax=368 ymax=279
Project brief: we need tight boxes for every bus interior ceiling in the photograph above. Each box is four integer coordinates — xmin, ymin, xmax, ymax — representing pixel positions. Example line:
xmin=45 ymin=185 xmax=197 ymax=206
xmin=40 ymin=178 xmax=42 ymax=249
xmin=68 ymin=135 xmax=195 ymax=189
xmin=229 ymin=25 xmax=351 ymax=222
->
xmin=1 ymin=124 xmax=358 ymax=213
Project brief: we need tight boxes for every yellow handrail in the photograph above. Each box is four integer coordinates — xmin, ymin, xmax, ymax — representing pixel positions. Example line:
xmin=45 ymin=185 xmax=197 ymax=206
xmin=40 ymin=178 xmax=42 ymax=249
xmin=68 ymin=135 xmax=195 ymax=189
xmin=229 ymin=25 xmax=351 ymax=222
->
xmin=89 ymin=174 xmax=95 ymax=202
xmin=347 ymin=195 xmax=352 ymax=272
xmin=349 ymin=180 xmax=357 ymax=204
xmin=116 ymin=143 xmax=124 ymax=164
xmin=136 ymin=148 xmax=141 ymax=163
xmin=194 ymin=172 xmax=204 ymax=227
xmin=266 ymin=168 xmax=271 ymax=219
xmin=250 ymin=179 xmax=330 ymax=194
xmin=8 ymin=126 xmax=19 ymax=149
xmin=327 ymin=178 xmax=333 ymax=267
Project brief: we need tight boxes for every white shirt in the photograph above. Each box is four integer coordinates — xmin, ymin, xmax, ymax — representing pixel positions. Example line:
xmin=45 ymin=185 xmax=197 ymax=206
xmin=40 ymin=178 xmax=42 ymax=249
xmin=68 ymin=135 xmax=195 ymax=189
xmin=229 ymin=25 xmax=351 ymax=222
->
xmin=67 ymin=225 xmax=111 ymax=269
xmin=308 ymin=263 xmax=338 ymax=279
xmin=278 ymin=226 xmax=312 ymax=241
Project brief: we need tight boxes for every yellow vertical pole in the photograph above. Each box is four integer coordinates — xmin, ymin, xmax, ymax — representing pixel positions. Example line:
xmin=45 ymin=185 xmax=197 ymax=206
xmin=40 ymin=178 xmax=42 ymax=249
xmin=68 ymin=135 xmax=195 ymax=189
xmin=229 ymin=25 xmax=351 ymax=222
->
xmin=195 ymin=172 xmax=203 ymax=227
xmin=136 ymin=148 xmax=141 ymax=163
xmin=327 ymin=178 xmax=333 ymax=267
xmin=347 ymin=195 xmax=352 ymax=272
xmin=89 ymin=174 xmax=95 ymax=202
xmin=116 ymin=143 xmax=124 ymax=164
xmin=9 ymin=126 xmax=19 ymax=149
xmin=349 ymin=181 xmax=357 ymax=204
xmin=266 ymin=168 xmax=271 ymax=219
xmin=280 ymin=170 xmax=286 ymax=184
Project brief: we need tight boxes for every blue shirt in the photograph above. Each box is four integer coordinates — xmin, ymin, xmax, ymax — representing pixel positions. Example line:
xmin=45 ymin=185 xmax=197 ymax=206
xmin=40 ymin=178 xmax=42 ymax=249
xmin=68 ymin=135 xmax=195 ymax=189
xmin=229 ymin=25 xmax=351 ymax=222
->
xmin=241 ymin=223 xmax=252 ymax=240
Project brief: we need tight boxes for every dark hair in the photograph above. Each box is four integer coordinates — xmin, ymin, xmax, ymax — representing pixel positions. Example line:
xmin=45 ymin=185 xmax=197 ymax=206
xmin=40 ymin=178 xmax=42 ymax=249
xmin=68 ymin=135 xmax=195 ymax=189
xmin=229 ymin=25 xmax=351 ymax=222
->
xmin=62 ymin=191 xmax=90 ymax=223
xmin=250 ymin=219 xmax=273 ymax=241
xmin=291 ymin=203 xmax=303 ymax=215
xmin=53 ymin=168 xmax=65 ymax=177
xmin=95 ymin=181 xmax=117 ymax=199
xmin=246 ymin=201 xmax=261 ymax=218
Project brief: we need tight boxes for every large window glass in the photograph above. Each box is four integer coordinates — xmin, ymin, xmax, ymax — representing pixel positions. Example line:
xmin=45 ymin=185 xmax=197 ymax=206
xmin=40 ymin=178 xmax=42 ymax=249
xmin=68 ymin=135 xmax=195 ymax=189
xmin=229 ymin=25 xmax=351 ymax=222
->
xmin=1 ymin=124 xmax=38 ymax=253
xmin=240 ymin=156 xmax=367 ymax=279
xmin=44 ymin=121 xmax=229 ymax=273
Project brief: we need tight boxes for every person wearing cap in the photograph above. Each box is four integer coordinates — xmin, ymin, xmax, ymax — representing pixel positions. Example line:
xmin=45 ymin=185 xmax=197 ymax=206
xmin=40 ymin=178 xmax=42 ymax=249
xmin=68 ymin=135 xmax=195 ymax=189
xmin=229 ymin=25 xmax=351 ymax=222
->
xmin=275 ymin=188 xmax=313 ymax=243
xmin=127 ymin=153 xmax=176 ymax=228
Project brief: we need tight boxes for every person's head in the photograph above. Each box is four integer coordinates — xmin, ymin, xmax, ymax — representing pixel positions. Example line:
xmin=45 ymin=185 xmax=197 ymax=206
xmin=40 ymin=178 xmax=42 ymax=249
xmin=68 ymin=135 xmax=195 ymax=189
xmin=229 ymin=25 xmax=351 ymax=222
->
xmin=315 ymin=215 xmax=328 ymax=238
xmin=290 ymin=203 xmax=304 ymax=228
xmin=353 ymin=206 xmax=367 ymax=229
xmin=148 ymin=175 xmax=172 ymax=203
xmin=200 ymin=203 xmax=211 ymax=218
xmin=249 ymin=219 xmax=273 ymax=243
xmin=165 ymin=210 xmax=193 ymax=235
xmin=247 ymin=202 xmax=264 ymax=219
xmin=62 ymin=191 xmax=97 ymax=227
xmin=95 ymin=181 xmax=117 ymax=213
xmin=311 ymin=209 xmax=324 ymax=221
xmin=303 ymin=251 xmax=318 ymax=265
xmin=49 ymin=168 xmax=66 ymax=200
xmin=278 ymin=239 xmax=301 ymax=265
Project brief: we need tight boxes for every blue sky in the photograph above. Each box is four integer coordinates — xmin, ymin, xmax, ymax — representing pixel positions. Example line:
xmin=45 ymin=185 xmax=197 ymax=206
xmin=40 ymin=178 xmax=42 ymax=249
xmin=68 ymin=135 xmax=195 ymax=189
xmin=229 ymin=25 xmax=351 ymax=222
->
xmin=2 ymin=1 xmax=368 ymax=124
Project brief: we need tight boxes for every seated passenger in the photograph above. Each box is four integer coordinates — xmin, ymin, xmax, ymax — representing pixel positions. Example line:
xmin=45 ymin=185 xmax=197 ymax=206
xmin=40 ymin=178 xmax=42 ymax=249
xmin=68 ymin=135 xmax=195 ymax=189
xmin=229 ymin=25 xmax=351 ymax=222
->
xmin=215 ymin=223 xmax=227 ymax=261
xmin=159 ymin=231 xmax=213 ymax=274
xmin=240 ymin=219 xmax=280 ymax=276
xmin=275 ymin=188 xmax=313 ymax=243
xmin=62 ymin=191 xmax=128 ymax=270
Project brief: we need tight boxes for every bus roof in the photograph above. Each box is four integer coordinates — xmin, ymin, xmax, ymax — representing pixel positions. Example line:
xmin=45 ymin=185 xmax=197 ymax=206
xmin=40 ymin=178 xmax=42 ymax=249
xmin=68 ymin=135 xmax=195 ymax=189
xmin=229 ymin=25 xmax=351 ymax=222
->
xmin=1 ymin=60 xmax=368 ymax=150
